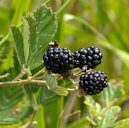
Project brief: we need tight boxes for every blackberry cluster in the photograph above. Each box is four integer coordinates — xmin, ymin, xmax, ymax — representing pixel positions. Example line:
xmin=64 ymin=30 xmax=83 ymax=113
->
xmin=74 ymin=46 xmax=102 ymax=69
xmin=79 ymin=71 xmax=108 ymax=95
xmin=43 ymin=47 xmax=74 ymax=73
xmin=43 ymin=44 xmax=108 ymax=96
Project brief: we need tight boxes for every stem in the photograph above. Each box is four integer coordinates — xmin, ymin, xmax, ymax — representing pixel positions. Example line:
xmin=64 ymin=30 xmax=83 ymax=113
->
xmin=13 ymin=68 xmax=27 ymax=81
xmin=56 ymin=0 xmax=71 ymax=16
xmin=44 ymin=0 xmax=50 ymax=4
xmin=26 ymin=111 xmax=37 ymax=128
xmin=30 ymin=68 xmax=45 ymax=80
xmin=0 ymin=73 xmax=10 ymax=80
xmin=0 ymin=34 xmax=9 ymax=46
xmin=0 ymin=79 xmax=46 ymax=86
xmin=21 ymin=111 xmax=38 ymax=128
xmin=67 ymin=88 xmax=77 ymax=91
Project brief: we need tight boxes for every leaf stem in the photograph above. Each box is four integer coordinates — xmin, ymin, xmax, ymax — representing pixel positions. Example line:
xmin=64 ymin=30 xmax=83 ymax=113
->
xmin=30 ymin=68 xmax=45 ymax=80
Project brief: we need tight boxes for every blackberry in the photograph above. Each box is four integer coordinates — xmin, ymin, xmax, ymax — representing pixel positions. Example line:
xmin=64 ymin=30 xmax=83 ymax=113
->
xmin=74 ymin=46 xmax=103 ymax=69
xmin=79 ymin=71 xmax=108 ymax=95
xmin=43 ymin=47 xmax=74 ymax=73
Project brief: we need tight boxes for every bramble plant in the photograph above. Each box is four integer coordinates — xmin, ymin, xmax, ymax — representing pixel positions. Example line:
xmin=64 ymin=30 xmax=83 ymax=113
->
xmin=0 ymin=1 xmax=129 ymax=128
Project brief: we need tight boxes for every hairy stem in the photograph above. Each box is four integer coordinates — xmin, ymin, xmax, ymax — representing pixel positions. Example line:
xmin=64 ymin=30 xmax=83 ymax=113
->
xmin=0 ymin=79 xmax=46 ymax=86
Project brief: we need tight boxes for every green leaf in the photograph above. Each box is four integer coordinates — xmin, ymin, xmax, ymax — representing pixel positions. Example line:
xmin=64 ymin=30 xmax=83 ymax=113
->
xmin=46 ymin=74 xmax=58 ymax=90
xmin=99 ymin=80 xmax=124 ymax=106
xmin=0 ymin=85 xmax=32 ymax=125
xmin=112 ymin=118 xmax=129 ymax=128
xmin=0 ymin=106 xmax=33 ymax=125
xmin=0 ymin=36 xmax=13 ymax=72
xmin=23 ymin=85 xmax=38 ymax=110
xmin=0 ymin=85 xmax=24 ymax=111
xmin=46 ymin=74 xmax=69 ymax=96
xmin=0 ymin=37 xmax=10 ymax=63
xmin=26 ymin=5 xmax=57 ymax=69
xmin=52 ymin=86 xmax=69 ymax=96
xmin=11 ymin=26 xmax=25 ymax=66
xmin=84 ymin=96 xmax=101 ymax=119
xmin=22 ymin=17 xmax=30 ymax=65
xmin=38 ymin=86 xmax=60 ymax=105
xmin=97 ymin=106 xmax=121 ymax=128
xmin=0 ymin=60 xmax=33 ymax=124
xmin=11 ymin=5 xmax=57 ymax=69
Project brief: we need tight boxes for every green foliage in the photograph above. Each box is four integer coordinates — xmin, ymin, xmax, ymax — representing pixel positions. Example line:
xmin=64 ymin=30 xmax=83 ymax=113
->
xmin=0 ymin=106 xmax=33 ymax=125
xmin=11 ymin=26 xmax=25 ymax=66
xmin=67 ymin=81 xmax=124 ymax=128
xmin=11 ymin=5 xmax=57 ymax=70
xmin=113 ymin=118 xmax=129 ymax=128
xmin=46 ymin=74 xmax=69 ymax=96
xmin=99 ymin=80 xmax=124 ymax=106
xmin=97 ymin=106 xmax=121 ymax=128
xmin=0 ymin=0 xmax=129 ymax=127
xmin=38 ymin=86 xmax=60 ymax=105
xmin=0 ymin=36 xmax=13 ymax=72
xmin=67 ymin=117 xmax=92 ymax=128
xmin=0 ymin=3 xmax=58 ymax=126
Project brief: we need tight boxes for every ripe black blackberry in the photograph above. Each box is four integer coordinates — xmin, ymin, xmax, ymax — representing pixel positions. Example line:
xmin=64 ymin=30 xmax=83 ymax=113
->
xmin=79 ymin=71 xmax=108 ymax=95
xmin=43 ymin=47 xmax=74 ymax=73
xmin=74 ymin=46 xmax=103 ymax=69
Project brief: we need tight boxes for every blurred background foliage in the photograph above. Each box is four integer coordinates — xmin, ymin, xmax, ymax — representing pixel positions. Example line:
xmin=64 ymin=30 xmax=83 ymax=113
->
xmin=0 ymin=0 xmax=129 ymax=128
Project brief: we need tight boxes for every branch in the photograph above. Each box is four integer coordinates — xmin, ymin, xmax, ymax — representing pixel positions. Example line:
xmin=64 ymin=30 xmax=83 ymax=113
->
xmin=0 ymin=79 xmax=46 ymax=86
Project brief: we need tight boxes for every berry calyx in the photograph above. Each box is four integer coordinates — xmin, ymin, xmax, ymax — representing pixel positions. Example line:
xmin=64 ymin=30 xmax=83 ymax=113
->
xmin=79 ymin=71 xmax=108 ymax=95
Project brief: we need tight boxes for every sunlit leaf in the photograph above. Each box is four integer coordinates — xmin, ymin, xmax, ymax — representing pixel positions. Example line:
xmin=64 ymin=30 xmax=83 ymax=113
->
xmin=99 ymin=80 xmax=124 ymax=106
xmin=84 ymin=96 xmax=101 ymax=119
xmin=97 ymin=106 xmax=121 ymax=128
xmin=53 ymin=86 xmax=69 ymax=96
xmin=112 ymin=118 xmax=129 ymax=128
xmin=46 ymin=74 xmax=69 ymax=96
xmin=46 ymin=74 xmax=58 ymax=90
